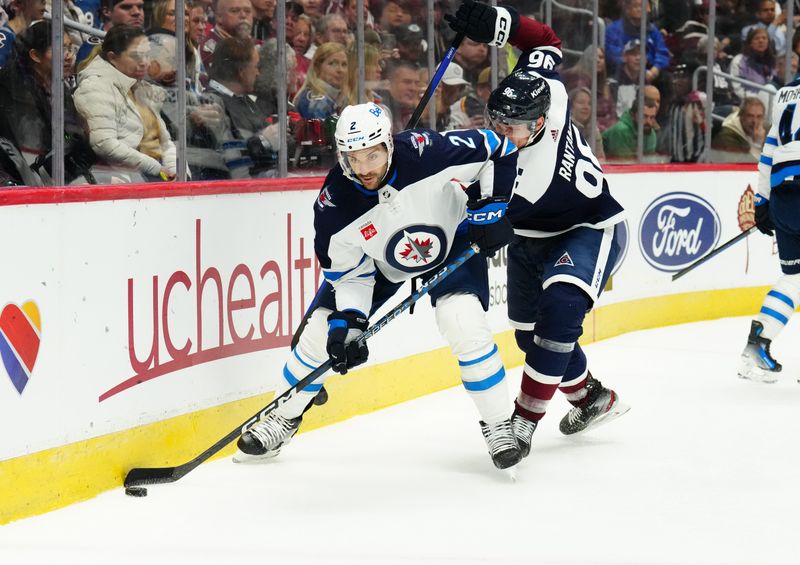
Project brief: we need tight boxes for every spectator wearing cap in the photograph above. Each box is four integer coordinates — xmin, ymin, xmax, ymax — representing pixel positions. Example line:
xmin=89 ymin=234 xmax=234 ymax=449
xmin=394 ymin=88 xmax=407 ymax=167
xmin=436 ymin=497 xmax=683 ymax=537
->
xmin=395 ymin=23 xmax=425 ymax=66
xmin=453 ymin=37 xmax=488 ymax=85
xmin=741 ymin=0 xmax=784 ymax=56
xmin=608 ymin=39 xmax=642 ymax=117
xmin=199 ymin=0 xmax=254 ymax=70
xmin=436 ymin=61 xmax=468 ymax=130
xmin=449 ymin=65 xmax=492 ymax=129
xmin=75 ymin=0 xmax=145 ymax=70
xmin=605 ymin=0 xmax=671 ymax=78
xmin=0 ymin=0 xmax=46 ymax=68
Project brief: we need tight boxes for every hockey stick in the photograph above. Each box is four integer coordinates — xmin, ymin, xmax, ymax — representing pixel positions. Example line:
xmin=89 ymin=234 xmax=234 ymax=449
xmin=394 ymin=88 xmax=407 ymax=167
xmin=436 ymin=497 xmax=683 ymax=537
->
xmin=289 ymin=33 xmax=466 ymax=351
xmin=671 ymin=226 xmax=757 ymax=281
xmin=124 ymin=243 xmax=479 ymax=488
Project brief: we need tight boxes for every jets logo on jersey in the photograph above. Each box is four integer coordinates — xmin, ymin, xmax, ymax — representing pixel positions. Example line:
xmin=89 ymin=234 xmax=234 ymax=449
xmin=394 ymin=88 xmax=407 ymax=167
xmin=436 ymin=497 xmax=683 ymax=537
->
xmin=555 ymin=252 xmax=574 ymax=267
xmin=360 ymin=222 xmax=378 ymax=240
xmin=317 ymin=187 xmax=336 ymax=209
xmin=385 ymin=225 xmax=447 ymax=274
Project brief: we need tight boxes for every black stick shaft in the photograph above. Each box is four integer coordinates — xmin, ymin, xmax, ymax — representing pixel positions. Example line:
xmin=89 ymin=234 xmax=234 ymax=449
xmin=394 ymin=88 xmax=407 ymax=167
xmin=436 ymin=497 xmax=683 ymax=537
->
xmin=671 ymin=227 xmax=757 ymax=281
xmin=124 ymin=244 xmax=479 ymax=487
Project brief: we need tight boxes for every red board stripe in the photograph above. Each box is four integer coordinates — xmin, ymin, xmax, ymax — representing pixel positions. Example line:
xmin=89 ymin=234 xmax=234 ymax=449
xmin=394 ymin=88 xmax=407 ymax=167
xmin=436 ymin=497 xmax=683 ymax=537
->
xmin=0 ymin=305 xmax=40 ymax=372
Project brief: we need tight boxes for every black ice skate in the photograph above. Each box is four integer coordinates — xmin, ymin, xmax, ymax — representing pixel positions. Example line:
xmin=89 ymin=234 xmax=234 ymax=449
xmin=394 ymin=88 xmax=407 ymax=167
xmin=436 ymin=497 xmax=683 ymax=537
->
xmin=511 ymin=410 xmax=538 ymax=459
xmin=480 ymin=419 xmax=522 ymax=469
xmin=233 ymin=413 xmax=302 ymax=463
xmin=738 ymin=320 xmax=782 ymax=384
xmin=559 ymin=377 xmax=629 ymax=435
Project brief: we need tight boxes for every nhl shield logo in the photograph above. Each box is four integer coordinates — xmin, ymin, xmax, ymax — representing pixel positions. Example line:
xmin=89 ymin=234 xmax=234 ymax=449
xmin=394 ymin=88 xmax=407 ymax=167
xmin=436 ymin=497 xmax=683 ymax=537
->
xmin=554 ymin=251 xmax=574 ymax=267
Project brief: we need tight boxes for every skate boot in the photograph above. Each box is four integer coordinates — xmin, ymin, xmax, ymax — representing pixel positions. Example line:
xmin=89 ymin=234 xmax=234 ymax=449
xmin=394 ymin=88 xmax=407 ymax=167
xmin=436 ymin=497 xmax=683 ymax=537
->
xmin=234 ymin=413 xmax=302 ymax=462
xmin=559 ymin=377 xmax=629 ymax=435
xmin=738 ymin=320 xmax=782 ymax=384
xmin=511 ymin=410 xmax=538 ymax=459
xmin=479 ymin=419 xmax=522 ymax=469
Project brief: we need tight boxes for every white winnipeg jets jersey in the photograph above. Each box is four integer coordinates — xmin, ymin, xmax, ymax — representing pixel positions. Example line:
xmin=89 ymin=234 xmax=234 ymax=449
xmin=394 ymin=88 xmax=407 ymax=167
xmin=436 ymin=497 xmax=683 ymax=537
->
xmin=506 ymin=44 xmax=625 ymax=237
xmin=314 ymin=128 xmax=518 ymax=315
xmin=758 ymin=79 xmax=800 ymax=199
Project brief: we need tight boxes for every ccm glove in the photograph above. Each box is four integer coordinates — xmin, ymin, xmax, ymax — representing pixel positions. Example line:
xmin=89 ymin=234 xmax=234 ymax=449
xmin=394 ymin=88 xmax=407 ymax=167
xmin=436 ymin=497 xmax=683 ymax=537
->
xmin=444 ymin=0 xmax=519 ymax=47
xmin=754 ymin=194 xmax=774 ymax=236
xmin=467 ymin=197 xmax=515 ymax=257
xmin=327 ymin=310 xmax=369 ymax=375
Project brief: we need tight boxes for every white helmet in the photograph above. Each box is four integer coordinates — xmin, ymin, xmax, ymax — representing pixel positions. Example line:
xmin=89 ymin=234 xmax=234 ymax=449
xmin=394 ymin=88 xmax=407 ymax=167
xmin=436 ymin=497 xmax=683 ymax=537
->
xmin=335 ymin=102 xmax=394 ymax=183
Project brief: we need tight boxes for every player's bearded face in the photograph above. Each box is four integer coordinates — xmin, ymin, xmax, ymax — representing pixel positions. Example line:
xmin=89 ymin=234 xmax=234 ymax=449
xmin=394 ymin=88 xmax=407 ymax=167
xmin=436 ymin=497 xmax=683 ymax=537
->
xmin=344 ymin=145 xmax=389 ymax=189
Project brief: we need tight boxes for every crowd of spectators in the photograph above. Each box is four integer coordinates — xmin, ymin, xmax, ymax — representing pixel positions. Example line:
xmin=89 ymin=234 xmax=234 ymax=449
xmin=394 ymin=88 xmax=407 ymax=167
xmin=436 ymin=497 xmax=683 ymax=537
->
xmin=0 ymin=0 xmax=799 ymax=185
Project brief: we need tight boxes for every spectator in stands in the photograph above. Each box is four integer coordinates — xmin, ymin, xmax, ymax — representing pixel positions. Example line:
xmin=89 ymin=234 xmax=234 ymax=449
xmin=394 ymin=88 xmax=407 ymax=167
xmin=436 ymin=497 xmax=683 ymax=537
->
xmin=299 ymin=0 xmax=323 ymax=21
xmin=602 ymin=94 xmax=658 ymax=161
xmin=194 ymin=36 xmax=285 ymax=178
xmin=200 ymin=0 xmax=254 ymax=69
xmin=379 ymin=59 xmax=418 ymax=131
xmin=570 ymin=86 xmax=606 ymax=161
xmin=741 ymin=0 xmax=785 ymax=55
xmin=0 ymin=21 xmax=93 ymax=183
xmin=293 ymin=13 xmax=313 ymax=91
xmin=605 ymin=0 xmax=671 ymax=78
xmin=449 ymin=65 xmax=492 ymax=129
xmin=293 ymin=41 xmax=348 ymax=119
xmin=251 ymin=0 xmax=275 ymax=41
xmin=717 ymin=0 xmax=748 ymax=55
xmin=395 ymin=22 xmax=425 ymax=66
xmin=454 ymin=36 xmax=488 ymax=84
xmin=562 ymin=45 xmax=617 ymax=131
xmin=345 ymin=42 xmax=384 ymax=106
xmin=344 ymin=0 xmax=374 ymax=32
xmin=694 ymin=34 xmax=740 ymax=107
xmin=609 ymin=39 xmax=642 ymax=118
xmin=771 ymin=51 xmax=798 ymax=88
xmin=729 ymin=26 xmax=776 ymax=105
xmin=668 ymin=89 xmax=706 ymax=163
xmin=307 ymin=13 xmax=348 ymax=60
xmin=431 ymin=0 xmax=456 ymax=61
xmin=379 ymin=0 xmax=412 ymax=31
xmin=710 ymin=96 xmax=766 ymax=163
xmin=0 ymin=0 xmax=46 ymax=68
xmin=435 ymin=61 xmax=469 ymax=130
xmin=256 ymin=37 xmax=298 ymax=108
xmin=77 ymin=0 xmax=147 ymax=70
xmin=189 ymin=1 xmax=209 ymax=46
xmin=74 ymin=25 xmax=177 ymax=181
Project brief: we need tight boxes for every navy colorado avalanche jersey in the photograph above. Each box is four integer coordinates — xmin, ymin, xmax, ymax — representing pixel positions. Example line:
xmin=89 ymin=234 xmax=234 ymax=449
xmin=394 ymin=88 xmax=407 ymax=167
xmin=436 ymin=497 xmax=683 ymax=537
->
xmin=314 ymin=128 xmax=518 ymax=315
xmin=506 ymin=17 xmax=625 ymax=237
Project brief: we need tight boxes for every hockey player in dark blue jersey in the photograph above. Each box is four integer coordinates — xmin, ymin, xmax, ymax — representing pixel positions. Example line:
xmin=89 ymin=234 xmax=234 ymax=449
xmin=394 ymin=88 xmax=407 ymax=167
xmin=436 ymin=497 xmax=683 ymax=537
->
xmin=235 ymin=101 xmax=524 ymax=469
xmin=447 ymin=0 xmax=630 ymax=457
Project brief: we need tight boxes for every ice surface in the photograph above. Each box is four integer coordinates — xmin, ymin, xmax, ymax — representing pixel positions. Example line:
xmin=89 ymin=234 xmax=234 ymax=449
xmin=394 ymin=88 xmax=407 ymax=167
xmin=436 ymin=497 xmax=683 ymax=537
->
xmin=1 ymin=316 xmax=799 ymax=565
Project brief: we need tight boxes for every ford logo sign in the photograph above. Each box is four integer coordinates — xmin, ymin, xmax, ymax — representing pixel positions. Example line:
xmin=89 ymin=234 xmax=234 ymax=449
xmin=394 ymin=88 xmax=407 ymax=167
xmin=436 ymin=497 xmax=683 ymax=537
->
xmin=638 ymin=192 xmax=720 ymax=272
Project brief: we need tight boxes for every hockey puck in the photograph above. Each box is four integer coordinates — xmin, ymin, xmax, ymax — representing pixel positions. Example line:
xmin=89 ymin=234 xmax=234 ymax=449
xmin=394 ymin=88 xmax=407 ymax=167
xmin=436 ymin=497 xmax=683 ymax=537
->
xmin=125 ymin=486 xmax=148 ymax=497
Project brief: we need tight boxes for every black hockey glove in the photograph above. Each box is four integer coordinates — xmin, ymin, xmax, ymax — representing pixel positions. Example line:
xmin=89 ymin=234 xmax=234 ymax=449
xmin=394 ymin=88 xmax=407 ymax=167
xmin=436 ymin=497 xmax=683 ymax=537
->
xmin=467 ymin=197 xmax=514 ymax=257
xmin=327 ymin=310 xmax=369 ymax=375
xmin=754 ymin=194 xmax=774 ymax=236
xmin=444 ymin=0 xmax=519 ymax=47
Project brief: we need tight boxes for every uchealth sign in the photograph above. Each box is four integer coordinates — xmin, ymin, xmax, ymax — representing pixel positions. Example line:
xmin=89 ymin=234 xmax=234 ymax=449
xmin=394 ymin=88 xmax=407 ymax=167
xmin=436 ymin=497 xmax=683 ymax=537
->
xmin=0 ymin=166 xmax=783 ymax=462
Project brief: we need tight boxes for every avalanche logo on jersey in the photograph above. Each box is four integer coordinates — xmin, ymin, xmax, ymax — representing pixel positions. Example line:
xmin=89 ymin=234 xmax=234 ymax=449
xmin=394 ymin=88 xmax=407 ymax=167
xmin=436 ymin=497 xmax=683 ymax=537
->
xmin=385 ymin=225 xmax=447 ymax=273
xmin=554 ymin=252 xmax=574 ymax=267
xmin=317 ymin=186 xmax=336 ymax=210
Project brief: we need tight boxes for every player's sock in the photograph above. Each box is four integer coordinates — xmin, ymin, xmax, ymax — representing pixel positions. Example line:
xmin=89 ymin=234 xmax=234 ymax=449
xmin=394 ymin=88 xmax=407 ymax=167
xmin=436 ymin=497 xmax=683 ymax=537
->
xmin=458 ymin=343 xmax=510 ymax=423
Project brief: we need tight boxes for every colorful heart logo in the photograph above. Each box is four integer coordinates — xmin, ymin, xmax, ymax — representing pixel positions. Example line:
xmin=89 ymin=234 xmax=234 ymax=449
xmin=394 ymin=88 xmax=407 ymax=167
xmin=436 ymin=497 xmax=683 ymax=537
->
xmin=0 ymin=301 xmax=41 ymax=394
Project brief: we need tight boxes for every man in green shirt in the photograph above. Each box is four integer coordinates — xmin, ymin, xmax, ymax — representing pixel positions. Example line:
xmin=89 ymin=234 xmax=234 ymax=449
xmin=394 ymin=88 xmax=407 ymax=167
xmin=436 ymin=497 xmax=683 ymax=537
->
xmin=602 ymin=94 xmax=658 ymax=161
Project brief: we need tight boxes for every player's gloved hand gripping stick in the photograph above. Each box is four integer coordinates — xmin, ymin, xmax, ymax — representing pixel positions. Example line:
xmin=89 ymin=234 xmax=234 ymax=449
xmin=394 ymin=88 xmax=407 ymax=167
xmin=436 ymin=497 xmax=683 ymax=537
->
xmin=124 ymin=243 xmax=480 ymax=489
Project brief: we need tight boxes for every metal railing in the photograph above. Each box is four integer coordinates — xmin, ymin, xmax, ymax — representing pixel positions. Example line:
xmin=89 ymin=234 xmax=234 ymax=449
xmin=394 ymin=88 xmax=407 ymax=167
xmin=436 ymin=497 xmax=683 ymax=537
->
xmin=692 ymin=65 xmax=777 ymax=119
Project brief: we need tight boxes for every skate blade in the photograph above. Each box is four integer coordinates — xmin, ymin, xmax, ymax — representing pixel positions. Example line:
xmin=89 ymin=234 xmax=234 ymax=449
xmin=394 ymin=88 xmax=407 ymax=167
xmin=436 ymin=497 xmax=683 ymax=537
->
xmin=569 ymin=401 xmax=631 ymax=436
xmin=738 ymin=370 xmax=779 ymax=384
xmin=505 ymin=467 xmax=517 ymax=482
xmin=232 ymin=448 xmax=282 ymax=464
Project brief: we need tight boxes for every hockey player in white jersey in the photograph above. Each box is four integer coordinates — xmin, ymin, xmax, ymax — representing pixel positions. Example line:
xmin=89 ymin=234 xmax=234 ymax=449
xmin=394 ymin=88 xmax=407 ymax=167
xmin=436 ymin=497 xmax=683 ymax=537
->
xmin=235 ymin=101 xmax=524 ymax=469
xmin=738 ymin=80 xmax=800 ymax=382
xmin=446 ymin=0 xmax=630 ymax=458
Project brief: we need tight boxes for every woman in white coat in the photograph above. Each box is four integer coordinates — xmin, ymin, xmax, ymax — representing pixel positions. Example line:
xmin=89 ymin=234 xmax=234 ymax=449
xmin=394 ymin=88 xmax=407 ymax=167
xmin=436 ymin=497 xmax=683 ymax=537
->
xmin=74 ymin=25 xmax=177 ymax=181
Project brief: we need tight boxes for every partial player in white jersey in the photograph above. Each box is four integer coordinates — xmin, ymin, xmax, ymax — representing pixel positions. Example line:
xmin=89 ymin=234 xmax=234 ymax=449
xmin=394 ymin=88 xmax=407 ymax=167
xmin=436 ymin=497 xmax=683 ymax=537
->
xmin=235 ymin=102 xmax=525 ymax=470
xmin=446 ymin=0 xmax=630 ymax=457
xmin=738 ymin=80 xmax=800 ymax=382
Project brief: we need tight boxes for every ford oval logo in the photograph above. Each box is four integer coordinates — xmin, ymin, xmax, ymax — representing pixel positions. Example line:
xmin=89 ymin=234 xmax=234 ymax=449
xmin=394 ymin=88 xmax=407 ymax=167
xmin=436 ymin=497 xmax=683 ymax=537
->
xmin=638 ymin=192 xmax=720 ymax=272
